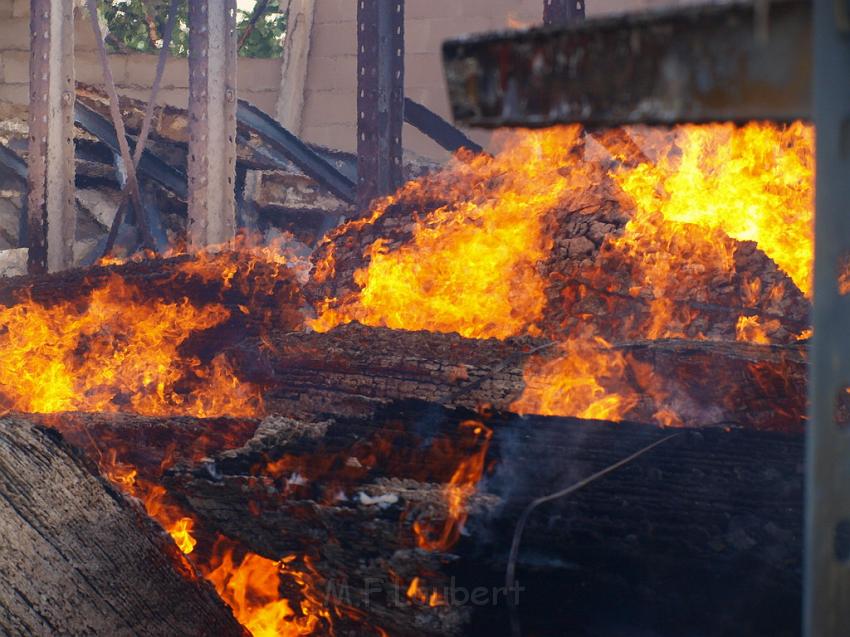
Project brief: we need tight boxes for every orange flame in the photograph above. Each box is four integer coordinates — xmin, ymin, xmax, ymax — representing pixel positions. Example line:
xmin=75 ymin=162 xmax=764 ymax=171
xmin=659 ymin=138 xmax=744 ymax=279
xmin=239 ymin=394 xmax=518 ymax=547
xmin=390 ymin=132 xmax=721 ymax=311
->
xmin=413 ymin=420 xmax=492 ymax=552
xmin=511 ymin=332 xmax=639 ymax=420
xmin=311 ymin=127 xmax=591 ymax=339
xmin=0 ymin=275 xmax=262 ymax=417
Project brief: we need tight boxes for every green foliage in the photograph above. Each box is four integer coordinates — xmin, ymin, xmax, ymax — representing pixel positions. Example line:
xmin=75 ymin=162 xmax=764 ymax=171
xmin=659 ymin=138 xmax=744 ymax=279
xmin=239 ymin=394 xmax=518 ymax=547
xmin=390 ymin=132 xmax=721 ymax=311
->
xmin=100 ymin=0 xmax=288 ymax=58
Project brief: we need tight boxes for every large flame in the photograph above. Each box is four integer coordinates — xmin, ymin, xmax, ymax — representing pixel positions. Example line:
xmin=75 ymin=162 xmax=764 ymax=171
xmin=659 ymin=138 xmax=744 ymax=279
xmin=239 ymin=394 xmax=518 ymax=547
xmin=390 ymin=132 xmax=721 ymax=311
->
xmin=311 ymin=127 xmax=592 ymax=339
xmin=613 ymin=122 xmax=813 ymax=297
xmin=0 ymin=275 xmax=262 ymax=417
xmin=313 ymin=122 xmax=813 ymax=424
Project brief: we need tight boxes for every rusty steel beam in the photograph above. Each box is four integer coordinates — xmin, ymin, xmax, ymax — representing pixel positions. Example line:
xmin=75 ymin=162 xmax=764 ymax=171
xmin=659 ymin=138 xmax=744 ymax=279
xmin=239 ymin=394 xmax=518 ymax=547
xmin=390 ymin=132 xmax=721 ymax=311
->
xmin=403 ymin=97 xmax=483 ymax=155
xmin=357 ymin=0 xmax=405 ymax=208
xmin=26 ymin=0 xmax=75 ymax=274
xmin=187 ymin=0 xmax=238 ymax=248
xmin=806 ymin=0 xmax=850 ymax=635
xmin=543 ymin=0 xmax=584 ymax=25
xmin=443 ymin=0 xmax=811 ymax=128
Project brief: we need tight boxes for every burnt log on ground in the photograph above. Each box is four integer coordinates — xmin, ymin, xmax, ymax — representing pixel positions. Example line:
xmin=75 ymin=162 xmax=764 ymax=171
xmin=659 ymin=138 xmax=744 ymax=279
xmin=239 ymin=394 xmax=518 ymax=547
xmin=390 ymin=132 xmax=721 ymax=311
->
xmin=0 ymin=252 xmax=305 ymax=335
xmin=232 ymin=323 xmax=807 ymax=431
xmin=156 ymin=401 xmax=803 ymax=637
xmin=0 ymin=416 xmax=245 ymax=637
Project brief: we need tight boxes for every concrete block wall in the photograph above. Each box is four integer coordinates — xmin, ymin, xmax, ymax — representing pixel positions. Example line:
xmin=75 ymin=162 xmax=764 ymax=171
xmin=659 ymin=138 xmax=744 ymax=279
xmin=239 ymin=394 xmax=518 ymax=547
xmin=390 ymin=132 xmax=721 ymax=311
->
xmin=0 ymin=0 xmax=708 ymax=160
xmin=301 ymin=0 xmax=705 ymax=160
xmin=0 ymin=0 xmax=281 ymax=113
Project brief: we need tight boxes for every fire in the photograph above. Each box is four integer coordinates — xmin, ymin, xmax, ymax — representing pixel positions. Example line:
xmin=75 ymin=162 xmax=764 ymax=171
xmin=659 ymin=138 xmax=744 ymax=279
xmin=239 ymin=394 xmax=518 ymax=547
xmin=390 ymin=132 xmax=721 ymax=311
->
xmin=202 ymin=541 xmax=329 ymax=637
xmin=406 ymin=577 xmax=445 ymax=607
xmin=102 ymin=449 xmax=199 ymax=554
xmin=311 ymin=122 xmax=813 ymax=423
xmin=311 ymin=126 xmax=592 ymax=339
xmin=511 ymin=332 xmax=639 ymax=420
xmin=613 ymin=122 xmax=814 ymax=297
xmin=0 ymin=275 xmax=262 ymax=417
xmin=101 ymin=446 xmax=331 ymax=636
xmin=413 ymin=419 xmax=492 ymax=552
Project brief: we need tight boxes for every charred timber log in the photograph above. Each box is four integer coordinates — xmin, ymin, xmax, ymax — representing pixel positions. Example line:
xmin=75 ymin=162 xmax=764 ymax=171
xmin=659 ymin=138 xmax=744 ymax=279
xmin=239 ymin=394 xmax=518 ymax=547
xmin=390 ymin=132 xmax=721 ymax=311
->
xmin=161 ymin=402 xmax=803 ymax=637
xmin=230 ymin=323 xmax=807 ymax=431
xmin=0 ymin=416 xmax=245 ymax=637
xmin=0 ymin=253 xmax=305 ymax=336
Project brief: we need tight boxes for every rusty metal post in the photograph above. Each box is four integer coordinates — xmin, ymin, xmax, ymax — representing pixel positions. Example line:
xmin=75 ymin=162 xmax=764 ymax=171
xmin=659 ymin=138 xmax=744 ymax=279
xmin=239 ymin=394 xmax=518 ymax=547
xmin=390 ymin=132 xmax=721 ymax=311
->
xmin=806 ymin=0 xmax=850 ymax=634
xmin=27 ymin=0 xmax=75 ymax=274
xmin=543 ymin=0 xmax=584 ymax=25
xmin=187 ymin=0 xmax=238 ymax=249
xmin=356 ymin=0 xmax=404 ymax=209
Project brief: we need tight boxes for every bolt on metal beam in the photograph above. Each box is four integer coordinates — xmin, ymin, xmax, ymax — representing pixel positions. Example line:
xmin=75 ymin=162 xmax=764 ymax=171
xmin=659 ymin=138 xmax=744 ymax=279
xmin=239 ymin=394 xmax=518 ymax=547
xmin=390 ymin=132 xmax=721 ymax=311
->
xmin=26 ymin=0 xmax=75 ymax=274
xmin=187 ymin=0 xmax=238 ymax=249
xmin=544 ymin=0 xmax=584 ymax=25
xmin=356 ymin=0 xmax=405 ymax=209
xmin=806 ymin=0 xmax=850 ymax=634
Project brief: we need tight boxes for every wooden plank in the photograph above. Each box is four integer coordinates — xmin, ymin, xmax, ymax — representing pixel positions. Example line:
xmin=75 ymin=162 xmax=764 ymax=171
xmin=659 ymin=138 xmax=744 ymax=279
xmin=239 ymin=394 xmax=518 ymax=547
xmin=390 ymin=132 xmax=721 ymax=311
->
xmin=0 ymin=416 xmax=245 ymax=636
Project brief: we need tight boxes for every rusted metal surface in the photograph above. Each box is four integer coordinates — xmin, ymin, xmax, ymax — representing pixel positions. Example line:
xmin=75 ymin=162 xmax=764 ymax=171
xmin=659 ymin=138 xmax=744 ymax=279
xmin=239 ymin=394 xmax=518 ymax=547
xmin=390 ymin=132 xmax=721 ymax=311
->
xmin=237 ymin=100 xmax=356 ymax=204
xmin=103 ymin=0 xmax=180 ymax=257
xmin=357 ymin=0 xmax=405 ymax=208
xmin=85 ymin=0 xmax=155 ymax=251
xmin=403 ymin=97 xmax=483 ymax=155
xmin=543 ymin=0 xmax=584 ymax=25
xmin=443 ymin=0 xmax=811 ymax=128
xmin=26 ymin=0 xmax=75 ymax=274
xmin=806 ymin=0 xmax=850 ymax=634
xmin=188 ymin=0 xmax=238 ymax=248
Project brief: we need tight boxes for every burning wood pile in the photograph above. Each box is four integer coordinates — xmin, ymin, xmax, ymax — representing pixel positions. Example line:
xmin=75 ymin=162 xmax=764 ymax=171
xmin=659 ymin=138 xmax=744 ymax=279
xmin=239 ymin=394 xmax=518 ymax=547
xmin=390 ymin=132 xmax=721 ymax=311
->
xmin=0 ymin=118 xmax=815 ymax=636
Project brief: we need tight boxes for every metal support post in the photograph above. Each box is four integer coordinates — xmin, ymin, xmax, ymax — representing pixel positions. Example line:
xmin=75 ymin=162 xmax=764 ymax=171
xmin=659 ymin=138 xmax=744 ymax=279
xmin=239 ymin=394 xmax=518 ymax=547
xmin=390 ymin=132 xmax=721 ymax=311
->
xmin=27 ymin=0 xmax=75 ymax=274
xmin=187 ymin=0 xmax=238 ymax=249
xmin=356 ymin=0 xmax=404 ymax=209
xmin=543 ymin=0 xmax=584 ymax=25
xmin=806 ymin=0 xmax=850 ymax=634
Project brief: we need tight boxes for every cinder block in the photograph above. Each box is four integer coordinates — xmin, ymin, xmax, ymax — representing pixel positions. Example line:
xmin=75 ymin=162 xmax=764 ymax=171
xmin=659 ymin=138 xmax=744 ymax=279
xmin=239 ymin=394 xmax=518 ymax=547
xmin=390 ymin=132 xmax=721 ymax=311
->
xmin=0 ymin=83 xmax=29 ymax=105
xmin=302 ymin=88 xmax=356 ymax=125
xmin=238 ymin=58 xmax=281 ymax=92
xmin=315 ymin=0 xmax=355 ymax=24
xmin=301 ymin=123 xmax=356 ymax=153
xmin=0 ymin=17 xmax=30 ymax=50
xmin=74 ymin=51 xmax=128 ymax=87
xmin=405 ymin=0 xmax=465 ymax=20
xmin=239 ymin=89 xmax=278 ymax=114
xmin=11 ymin=0 xmax=28 ymax=18
xmin=404 ymin=52 xmax=444 ymax=89
xmin=74 ymin=9 xmax=100 ymax=52
xmin=0 ymin=50 xmax=28 ymax=84
xmin=305 ymin=54 xmax=356 ymax=91
xmin=123 ymin=54 xmax=189 ymax=89
xmin=311 ymin=20 xmax=357 ymax=58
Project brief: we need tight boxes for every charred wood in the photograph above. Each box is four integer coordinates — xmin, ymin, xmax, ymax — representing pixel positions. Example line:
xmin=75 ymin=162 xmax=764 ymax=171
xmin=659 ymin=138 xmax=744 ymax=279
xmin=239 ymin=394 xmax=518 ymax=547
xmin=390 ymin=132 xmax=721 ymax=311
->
xmin=160 ymin=402 xmax=802 ymax=637
xmin=0 ymin=416 xmax=245 ymax=637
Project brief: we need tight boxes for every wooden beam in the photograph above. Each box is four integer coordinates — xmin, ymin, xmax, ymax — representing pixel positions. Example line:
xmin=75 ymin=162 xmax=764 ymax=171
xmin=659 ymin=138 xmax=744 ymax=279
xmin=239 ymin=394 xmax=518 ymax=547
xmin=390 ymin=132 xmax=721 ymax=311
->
xmin=275 ymin=0 xmax=315 ymax=134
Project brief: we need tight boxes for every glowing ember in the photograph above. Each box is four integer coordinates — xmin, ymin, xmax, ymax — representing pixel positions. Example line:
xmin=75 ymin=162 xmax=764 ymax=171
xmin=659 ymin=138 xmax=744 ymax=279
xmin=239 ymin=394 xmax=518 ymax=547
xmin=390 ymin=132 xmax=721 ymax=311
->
xmin=0 ymin=275 xmax=262 ymax=417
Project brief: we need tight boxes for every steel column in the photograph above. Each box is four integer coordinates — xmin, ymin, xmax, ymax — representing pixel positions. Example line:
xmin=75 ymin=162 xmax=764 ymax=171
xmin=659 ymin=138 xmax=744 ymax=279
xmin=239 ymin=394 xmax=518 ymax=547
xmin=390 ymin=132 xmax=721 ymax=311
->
xmin=187 ymin=0 xmax=238 ymax=248
xmin=356 ymin=0 xmax=404 ymax=209
xmin=806 ymin=0 xmax=850 ymax=634
xmin=26 ymin=0 xmax=75 ymax=274
xmin=543 ymin=0 xmax=584 ymax=25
